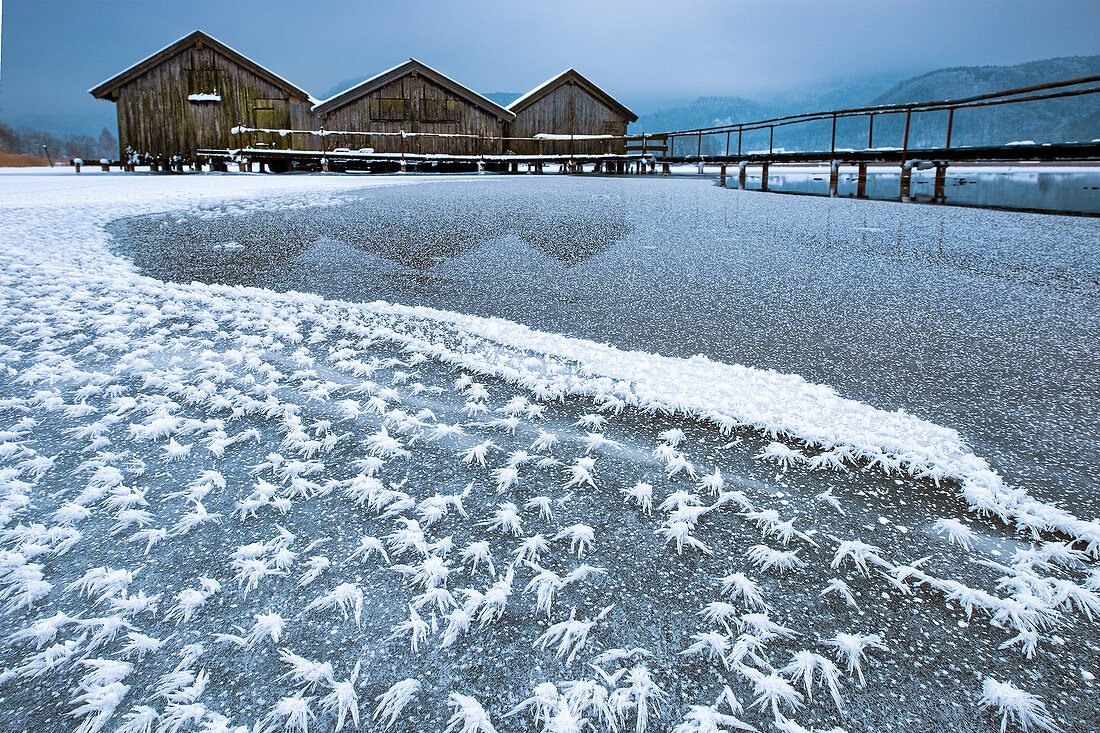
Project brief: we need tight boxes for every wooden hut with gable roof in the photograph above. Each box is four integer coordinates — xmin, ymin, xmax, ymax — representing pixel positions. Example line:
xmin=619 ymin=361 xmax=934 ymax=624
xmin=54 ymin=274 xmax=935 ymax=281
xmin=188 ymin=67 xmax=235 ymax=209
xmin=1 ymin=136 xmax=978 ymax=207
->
xmin=506 ymin=69 xmax=637 ymax=155
xmin=89 ymin=30 xmax=315 ymax=161
xmin=312 ymin=60 xmax=515 ymax=156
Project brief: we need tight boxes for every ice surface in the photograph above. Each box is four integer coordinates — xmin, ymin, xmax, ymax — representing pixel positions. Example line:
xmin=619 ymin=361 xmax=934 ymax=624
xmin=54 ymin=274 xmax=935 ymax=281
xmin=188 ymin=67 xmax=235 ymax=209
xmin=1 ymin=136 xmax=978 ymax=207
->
xmin=0 ymin=169 xmax=1097 ymax=732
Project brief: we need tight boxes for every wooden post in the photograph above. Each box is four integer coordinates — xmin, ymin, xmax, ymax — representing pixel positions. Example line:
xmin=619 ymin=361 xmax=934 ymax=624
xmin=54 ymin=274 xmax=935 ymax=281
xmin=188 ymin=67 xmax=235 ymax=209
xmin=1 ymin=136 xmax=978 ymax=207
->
xmin=901 ymin=109 xmax=912 ymax=166
xmin=945 ymin=108 xmax=954 ymax=149
xmin=738 ymin=161 xmax=747 ymax=189
xmin=74 ymin=160 xmax=82 ymax=173
xmin=899 ymin=161 xmax=913 ymax=202
xmin=867 ymin=114 xmax=874 ymax=150
xmin=725 ymin=131 xmax=731 ymax=157
xmin=761 ymin=162 xmax=769 ymax=192
xmin=828 ymin=161 xmax=839 ymax=197
xmin=856 ymin=163 xmax=868 ymax=198
xmin=933 ymin=162 xmax=948 ymax=203
xmin=719 ymin=164 xmax=727 ymax=187
xmin=697 ymin=131 xmax=702 ymax=158
xmin=662 ymin=162 xmax=670 ymax=176
xmin=737 ymin=126 xmax=742 ymax=156
xmin=830 ymin=114 xmax=837 ymax=157
xmin=768 ymin=126 xmax=774 ymax=155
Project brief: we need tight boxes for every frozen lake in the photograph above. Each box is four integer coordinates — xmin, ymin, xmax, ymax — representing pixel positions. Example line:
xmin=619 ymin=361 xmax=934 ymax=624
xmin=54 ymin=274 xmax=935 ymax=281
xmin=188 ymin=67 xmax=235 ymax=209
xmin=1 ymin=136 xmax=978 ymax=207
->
xmin=110 ymin=176 xmax=1100 ymax=516
xmin=2 ymin=170 xmax=1097 ymax=732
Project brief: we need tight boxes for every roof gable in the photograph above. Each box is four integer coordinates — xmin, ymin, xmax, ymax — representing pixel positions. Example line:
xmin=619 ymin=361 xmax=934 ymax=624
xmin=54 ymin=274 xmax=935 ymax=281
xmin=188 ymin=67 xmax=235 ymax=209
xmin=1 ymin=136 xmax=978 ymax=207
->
xmin=508 ymin=69 xmax=637 ymax=122
xmin=313 ymin=59 xmax=515 ymax=120
xmin=89 ymin=30 xmax=314 ymax=102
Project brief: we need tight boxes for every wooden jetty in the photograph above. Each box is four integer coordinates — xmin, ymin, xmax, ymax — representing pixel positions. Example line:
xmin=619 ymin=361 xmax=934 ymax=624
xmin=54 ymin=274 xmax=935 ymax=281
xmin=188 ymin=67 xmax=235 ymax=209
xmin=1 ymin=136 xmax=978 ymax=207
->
xmin=85 ymin=29 xmax=1099 ymax=211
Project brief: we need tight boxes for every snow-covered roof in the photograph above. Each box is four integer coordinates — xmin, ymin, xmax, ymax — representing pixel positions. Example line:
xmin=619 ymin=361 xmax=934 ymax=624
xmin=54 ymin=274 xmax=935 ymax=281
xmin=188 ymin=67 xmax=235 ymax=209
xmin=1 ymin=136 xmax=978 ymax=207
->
xmin=312 ymin=59 xmax=515 ymax=120
xmin=507 ymin=69 xmax=637 ymax=122
xmin=89 ymin=30 xmax=316 ymax=103
xmin=506 ymin=70 xmax=570 ymax=111
xmin=310 ymin=59 xmax=412 ymax=110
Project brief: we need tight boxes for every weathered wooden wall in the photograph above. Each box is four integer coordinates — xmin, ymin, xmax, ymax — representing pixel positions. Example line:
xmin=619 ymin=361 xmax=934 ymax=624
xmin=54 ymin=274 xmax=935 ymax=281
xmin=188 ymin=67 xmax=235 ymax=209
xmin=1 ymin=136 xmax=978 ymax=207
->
xmin=509 ymin=82 xmax=630 ymax=155
xmin=318 ymin=74 xmax=506 ymax=155
xmin=114 ymin=43 xmax=312 ymax=159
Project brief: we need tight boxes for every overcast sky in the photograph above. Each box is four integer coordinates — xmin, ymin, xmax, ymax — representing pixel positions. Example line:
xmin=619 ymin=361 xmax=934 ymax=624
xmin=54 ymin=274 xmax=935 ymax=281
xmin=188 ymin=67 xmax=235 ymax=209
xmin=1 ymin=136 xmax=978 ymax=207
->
xmin=2 ymin=0 xmax=1099 ymax=134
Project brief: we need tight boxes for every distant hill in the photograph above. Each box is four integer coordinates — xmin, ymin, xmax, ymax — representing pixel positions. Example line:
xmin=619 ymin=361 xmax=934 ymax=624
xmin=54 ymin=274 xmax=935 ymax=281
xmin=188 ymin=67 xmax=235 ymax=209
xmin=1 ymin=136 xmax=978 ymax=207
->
xmin=869 ymin=55 xmax=1100 ymax=148
xmin=872 ymin=55 xmax=1100 ymax=105
xmin=319 ymin=77 xmax=365 ymax=102
xmin=631 ymin=96 xmax=773 ymax=135
xmin=628 ymin=55 xmax=1100 ymax=153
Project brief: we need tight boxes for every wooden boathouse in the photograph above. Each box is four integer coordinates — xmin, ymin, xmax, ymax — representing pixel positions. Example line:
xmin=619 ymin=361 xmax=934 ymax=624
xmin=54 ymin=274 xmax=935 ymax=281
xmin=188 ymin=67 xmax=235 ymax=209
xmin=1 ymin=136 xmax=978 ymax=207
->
xmin=312 ymin=60 xmax=515 ymax=155
xmin=89 ymin=30 xmax=315 ymax=161
xmin=506 ymin=69 xmax=638 ymax=155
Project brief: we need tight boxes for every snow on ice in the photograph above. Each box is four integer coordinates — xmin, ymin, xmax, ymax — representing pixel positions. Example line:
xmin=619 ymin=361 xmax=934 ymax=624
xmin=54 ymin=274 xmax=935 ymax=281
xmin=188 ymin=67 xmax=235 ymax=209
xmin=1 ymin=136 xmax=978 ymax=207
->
xmin=0 ymin=168 xmax=1095 ymax=731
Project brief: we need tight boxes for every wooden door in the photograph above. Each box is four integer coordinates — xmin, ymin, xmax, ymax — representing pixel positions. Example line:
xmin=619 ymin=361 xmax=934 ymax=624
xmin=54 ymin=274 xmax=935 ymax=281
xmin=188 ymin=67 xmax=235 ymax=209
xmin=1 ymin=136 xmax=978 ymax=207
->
xmin=251 ymin=99 xmax=291 ymax=149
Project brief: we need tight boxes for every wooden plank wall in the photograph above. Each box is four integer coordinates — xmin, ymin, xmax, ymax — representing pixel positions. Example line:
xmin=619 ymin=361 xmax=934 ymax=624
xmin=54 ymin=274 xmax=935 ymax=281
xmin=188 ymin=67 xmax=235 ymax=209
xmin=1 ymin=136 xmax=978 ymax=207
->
xmin=508 ymin=82 xmax=630 ymax=155
xmin=114 ymin=43 xmax=313 ymax=159
xmin=319 ymin=74 xmax=506 ymax=155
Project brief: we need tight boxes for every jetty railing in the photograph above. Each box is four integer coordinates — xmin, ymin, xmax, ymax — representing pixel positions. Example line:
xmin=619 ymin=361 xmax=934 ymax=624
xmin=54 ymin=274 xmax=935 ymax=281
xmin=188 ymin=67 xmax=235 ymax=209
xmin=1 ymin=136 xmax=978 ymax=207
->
xmin=653 ymin=74 xmax=1100 ymax=163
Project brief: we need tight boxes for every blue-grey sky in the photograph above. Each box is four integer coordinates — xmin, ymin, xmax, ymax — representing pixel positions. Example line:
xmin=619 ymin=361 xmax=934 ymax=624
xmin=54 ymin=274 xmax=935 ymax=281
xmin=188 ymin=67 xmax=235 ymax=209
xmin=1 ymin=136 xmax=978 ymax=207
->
xmin=2 ymin=0 xmax=1099 ymax=135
